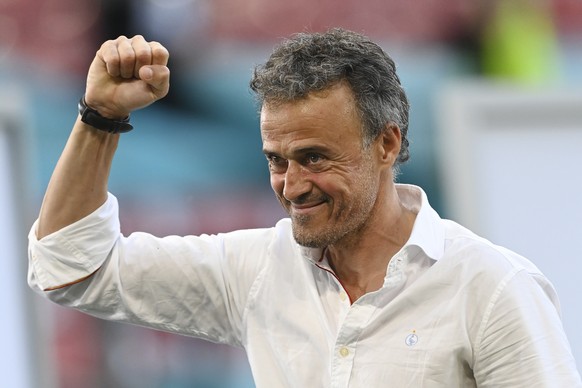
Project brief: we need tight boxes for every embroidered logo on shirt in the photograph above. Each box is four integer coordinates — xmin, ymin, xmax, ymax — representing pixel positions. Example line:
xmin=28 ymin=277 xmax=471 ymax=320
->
xmin=405 ymin=330 xmax=419 ymax=347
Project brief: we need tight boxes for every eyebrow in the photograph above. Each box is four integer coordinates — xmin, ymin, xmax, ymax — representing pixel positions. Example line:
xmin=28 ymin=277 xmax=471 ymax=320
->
xmin=262 ymin=145 xmax=329 ymax=157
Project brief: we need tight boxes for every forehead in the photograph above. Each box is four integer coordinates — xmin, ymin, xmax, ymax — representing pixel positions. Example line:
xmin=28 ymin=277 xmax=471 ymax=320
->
xmin=260 ymin=83 xmax=362 ymax=148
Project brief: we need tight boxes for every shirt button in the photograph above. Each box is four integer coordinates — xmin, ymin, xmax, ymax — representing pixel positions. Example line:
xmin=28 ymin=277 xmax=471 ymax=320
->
xmin=339 ymin=292 xmax=348 ymax=302
xmin=339 ymin=346 xmax=350 ymax=357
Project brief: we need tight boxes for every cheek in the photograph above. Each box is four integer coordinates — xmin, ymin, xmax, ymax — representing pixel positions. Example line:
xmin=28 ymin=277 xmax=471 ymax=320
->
xmin=309 ymin=173 xmax=346 ymax=197
xmin=270 ymin=174 xmax=284 ymax=194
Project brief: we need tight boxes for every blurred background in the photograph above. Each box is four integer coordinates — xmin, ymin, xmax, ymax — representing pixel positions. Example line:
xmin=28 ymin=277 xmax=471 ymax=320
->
xmin=1 ymin=0 xmax=581 ymax=386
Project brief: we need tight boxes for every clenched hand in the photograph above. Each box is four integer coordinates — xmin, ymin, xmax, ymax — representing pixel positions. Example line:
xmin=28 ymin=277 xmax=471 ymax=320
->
xmin=84 ymin=35 xmax=170 ymax=119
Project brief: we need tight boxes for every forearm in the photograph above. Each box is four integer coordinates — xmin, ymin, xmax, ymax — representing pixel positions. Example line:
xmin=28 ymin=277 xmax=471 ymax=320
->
xmin=36 ymin=116 xmax=119 ymax=239
xmin=34 ymin=34 xmax=169 ymax=236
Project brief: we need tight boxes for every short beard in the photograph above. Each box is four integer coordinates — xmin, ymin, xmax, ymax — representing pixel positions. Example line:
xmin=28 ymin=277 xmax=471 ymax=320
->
xmin=291 ymin=214 xmax=346 ymax=248
xmin=287 ymin=149 xmax=378 ymax=249
xmin=291 ymin=186 xmax=376 ymax=249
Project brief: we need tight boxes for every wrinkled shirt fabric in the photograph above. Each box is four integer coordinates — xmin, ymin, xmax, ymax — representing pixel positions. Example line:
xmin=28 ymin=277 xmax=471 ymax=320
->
xmin=28 ymin=184 xmax=582 ymax=387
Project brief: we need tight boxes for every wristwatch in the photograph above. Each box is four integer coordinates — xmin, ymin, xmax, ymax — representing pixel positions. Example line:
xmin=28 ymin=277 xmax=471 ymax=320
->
xmin=78 ymin=96 xmax=133 ymax=134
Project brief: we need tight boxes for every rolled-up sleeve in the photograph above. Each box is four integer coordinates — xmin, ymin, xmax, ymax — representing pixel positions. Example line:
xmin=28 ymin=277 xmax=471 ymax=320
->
xmin=28 ymin=193 xmax=121 ymax=292
xmin=27 ymin=192 xmax=274 ymax=345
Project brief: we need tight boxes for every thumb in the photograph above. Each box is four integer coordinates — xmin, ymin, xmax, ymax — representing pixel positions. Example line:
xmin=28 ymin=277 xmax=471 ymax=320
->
xmin=139 ymin=65 xmax=170 ymax=97
xmin=140 ymin=66 xmax=154 ymax=81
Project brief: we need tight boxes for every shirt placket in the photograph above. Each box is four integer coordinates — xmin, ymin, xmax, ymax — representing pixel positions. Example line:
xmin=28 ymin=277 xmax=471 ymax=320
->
xmin=330 ymin=303 xmax=376 ymax=388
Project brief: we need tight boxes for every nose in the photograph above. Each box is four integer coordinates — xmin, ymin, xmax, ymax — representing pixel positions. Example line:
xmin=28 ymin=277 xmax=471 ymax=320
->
xmin=282 ymin=161 xmax=311 ymax=202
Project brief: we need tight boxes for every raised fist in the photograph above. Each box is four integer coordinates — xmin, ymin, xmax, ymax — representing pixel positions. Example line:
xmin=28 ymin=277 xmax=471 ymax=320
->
xmin=84 ymin=35 xmax=170 ymax=119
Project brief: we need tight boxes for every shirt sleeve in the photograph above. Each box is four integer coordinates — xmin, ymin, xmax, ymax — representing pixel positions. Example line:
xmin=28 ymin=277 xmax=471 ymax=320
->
xmin=28 ymin=193 xmax=121 ymax=292
xmin=27 ymin=192 xmax=272 ymax=346
xmin=473 ymin=267 xmax=582 ymax=387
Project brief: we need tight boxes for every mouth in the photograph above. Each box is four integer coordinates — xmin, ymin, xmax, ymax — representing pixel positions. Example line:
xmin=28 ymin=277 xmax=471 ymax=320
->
xmin=289 ymin=201 xmax=326 ymax=216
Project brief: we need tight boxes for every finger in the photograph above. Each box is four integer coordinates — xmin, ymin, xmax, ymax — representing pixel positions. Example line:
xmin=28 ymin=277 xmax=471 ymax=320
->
xmin=131 ymin=35 xmax=152 ymax=79
xmin=117 ymin=36 xmax=136 ymax=79
xmin=139 ymin=65 xmax=170 ymax=98
xmin=98 ymin=39 xmax=122 ymax=78
xmin=149 ymin=41 xmax=170 ymax=66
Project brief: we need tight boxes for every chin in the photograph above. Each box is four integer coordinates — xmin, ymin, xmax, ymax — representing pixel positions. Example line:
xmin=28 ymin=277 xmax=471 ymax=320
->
xmin=292 ymin=224 xmax=338 ymax=249
xmin=291 ymin=224 xmax=318 ymax=247
xmin=293 ymin=236 xmax=325 ymax=249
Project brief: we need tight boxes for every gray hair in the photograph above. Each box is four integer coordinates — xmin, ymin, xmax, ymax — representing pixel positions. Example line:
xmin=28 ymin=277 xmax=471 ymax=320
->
xmin=250 ymin=28 xmax=410 ymax=165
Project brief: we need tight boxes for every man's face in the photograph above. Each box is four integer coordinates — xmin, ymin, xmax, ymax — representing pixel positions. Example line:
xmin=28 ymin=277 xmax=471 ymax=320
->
xmin=260 ymin=83 xmax=381 ymax=248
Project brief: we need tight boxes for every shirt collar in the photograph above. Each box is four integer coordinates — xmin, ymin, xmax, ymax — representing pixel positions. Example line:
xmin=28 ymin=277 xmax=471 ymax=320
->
xmin=298 ymin=184 xmax=445 ymax=263
xmin=396 ymin=184 xmax=445 ymax=262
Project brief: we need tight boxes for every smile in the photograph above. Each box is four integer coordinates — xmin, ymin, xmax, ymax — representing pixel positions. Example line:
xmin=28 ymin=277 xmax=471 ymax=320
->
xmin=290 ymin=201 xmax=326 ymax=216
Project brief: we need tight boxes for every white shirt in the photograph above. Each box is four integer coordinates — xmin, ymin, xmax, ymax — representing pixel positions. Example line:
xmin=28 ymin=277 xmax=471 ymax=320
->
xmin=28 ymin=184 xmax=581 ymax=387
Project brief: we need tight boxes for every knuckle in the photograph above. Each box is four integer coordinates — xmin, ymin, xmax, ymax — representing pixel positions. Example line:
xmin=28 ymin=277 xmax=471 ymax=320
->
xmin=151 ymin=43 xmax=169 ymax=55
xmin=107 ymin=56 xmax=120 ymax=67
xmin=159 ymin=67 xmax=171 ymax=78
xmin=119 ymin=54 xmax=135 ymax=67
xmin=135 ymin=47 xmax=151 ymax=61
xmin=99 ymin=40 xmax=116 ymax=54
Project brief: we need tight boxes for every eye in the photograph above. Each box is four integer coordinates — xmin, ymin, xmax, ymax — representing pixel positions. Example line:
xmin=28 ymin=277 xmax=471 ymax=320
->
xmin=306 ymin=153 xmax=323 ymax=164
xmin=302 ymin=152 xmax=328 ymax=172
xmin=266 ymin=154 xmax=288 ymax=172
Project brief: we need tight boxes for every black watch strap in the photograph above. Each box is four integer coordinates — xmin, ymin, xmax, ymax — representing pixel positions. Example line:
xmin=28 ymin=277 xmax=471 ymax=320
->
xmin=78 ymin=96 xmax=133 ymax=134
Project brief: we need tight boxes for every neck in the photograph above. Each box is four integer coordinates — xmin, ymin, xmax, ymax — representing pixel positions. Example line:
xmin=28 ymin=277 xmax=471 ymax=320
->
xmin=326 ymin=186 xmax=416 ymax=302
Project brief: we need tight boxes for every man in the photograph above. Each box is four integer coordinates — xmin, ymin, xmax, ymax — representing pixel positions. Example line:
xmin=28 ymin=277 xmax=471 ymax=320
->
xmin=28 ymin=29 xmax=581 ymax=387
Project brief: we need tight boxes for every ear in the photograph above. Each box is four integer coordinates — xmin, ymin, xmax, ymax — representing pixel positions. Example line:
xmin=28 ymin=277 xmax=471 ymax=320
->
xmin=376 ymin=123 xmax=402 ymax=168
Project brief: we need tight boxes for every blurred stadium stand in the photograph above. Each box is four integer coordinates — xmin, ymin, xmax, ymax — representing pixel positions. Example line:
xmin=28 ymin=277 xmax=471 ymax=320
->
xmin=2 ymin=0 xmax=582 ymax=386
